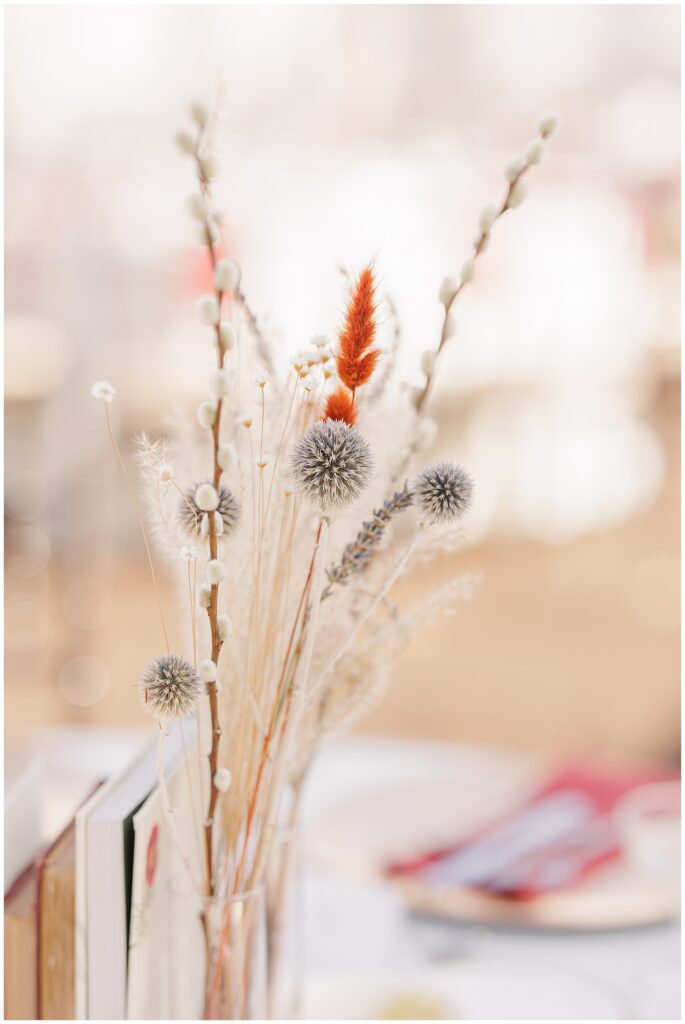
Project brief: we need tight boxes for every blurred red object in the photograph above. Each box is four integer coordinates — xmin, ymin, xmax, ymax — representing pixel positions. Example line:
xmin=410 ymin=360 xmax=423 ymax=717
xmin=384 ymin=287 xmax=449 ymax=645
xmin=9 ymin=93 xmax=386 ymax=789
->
xmin=388 ymin=766 xmax=679 ymax=900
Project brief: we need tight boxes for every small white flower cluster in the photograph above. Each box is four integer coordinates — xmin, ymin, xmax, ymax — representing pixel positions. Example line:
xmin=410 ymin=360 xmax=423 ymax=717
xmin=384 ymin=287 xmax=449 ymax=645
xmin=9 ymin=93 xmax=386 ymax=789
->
xmin=90 ymin=380 xmax=117 ymax=403
xmin=290 ymin=338 xmax=336 ymax=391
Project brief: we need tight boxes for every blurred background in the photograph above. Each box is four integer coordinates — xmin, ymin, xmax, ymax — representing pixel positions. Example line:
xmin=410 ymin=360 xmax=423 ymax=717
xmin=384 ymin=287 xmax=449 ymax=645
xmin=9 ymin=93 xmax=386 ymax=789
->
xmin=5 ymin=4 xmax=680 ymax=765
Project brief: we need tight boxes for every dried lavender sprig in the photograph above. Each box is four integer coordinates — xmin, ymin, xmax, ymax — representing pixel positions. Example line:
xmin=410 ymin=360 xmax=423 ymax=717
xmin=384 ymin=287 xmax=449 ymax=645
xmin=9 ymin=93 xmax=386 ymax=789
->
xmin=321 ymin=482 xmax=414 ymax=600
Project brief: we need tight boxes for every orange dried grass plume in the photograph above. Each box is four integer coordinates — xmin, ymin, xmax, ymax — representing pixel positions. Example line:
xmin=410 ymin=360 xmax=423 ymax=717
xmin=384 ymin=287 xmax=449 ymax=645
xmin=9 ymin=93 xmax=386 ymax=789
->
xmin=337 ymin=266 xmax=379 ymax=393
xmin=323 ymin=265 xmax=379 ymax=426
xmin=324 ymin=386 xmax=356 ymax=426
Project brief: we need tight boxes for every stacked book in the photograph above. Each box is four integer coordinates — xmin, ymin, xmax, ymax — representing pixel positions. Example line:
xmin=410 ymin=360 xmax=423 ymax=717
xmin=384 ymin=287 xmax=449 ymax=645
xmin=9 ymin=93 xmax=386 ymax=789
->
xmin=5 ymin=725 xmax=203 ymax=1020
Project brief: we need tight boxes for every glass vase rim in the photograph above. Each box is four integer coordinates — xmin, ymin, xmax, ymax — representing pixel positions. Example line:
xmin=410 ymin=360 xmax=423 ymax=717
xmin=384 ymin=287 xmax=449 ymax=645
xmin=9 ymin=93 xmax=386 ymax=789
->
xmin=167 ymin=870 xmax=265 ymax=906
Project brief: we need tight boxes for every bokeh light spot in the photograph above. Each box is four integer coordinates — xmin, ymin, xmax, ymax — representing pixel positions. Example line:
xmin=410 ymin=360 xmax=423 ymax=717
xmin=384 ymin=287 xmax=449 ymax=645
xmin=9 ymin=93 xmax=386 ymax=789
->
xmin=58 ymin=655 xmax=111 ymax=706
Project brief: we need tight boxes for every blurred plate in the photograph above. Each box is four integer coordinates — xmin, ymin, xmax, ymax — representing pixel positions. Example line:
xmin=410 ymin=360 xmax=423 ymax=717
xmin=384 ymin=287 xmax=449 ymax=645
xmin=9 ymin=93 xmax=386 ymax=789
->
xmin=304 ymin=739 xmax=679 ymax=930
xmin=398 ymin=864 xmax=679 ymax=931
xmin=301 ymin=956 xmax=628 ymax=1019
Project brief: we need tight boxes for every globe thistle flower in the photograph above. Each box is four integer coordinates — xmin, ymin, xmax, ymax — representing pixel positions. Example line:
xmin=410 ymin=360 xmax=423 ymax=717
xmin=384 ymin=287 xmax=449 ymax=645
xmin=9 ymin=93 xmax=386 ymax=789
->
xmin=140 ymin=653 xmax=201 ymax=720
xmin=413 ymin=461 xmax=473 ymax=524
xmin=290 ymin=419 xmax=373 ymax=511
xmin=179 ymin=483 xmax=240 ymax=536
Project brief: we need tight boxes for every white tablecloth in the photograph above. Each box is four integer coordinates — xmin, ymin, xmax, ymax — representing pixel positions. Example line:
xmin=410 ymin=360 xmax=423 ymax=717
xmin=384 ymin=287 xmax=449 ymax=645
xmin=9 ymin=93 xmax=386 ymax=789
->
xmin=23 ymin=729 xmax=680 ymax=1019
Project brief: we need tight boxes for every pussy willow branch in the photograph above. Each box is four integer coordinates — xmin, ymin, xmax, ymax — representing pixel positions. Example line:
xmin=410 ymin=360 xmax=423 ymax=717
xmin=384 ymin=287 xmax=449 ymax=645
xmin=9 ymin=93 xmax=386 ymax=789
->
xmin=192 ymin=120 xmax=228 ymax=897
xmin=415 ymin=162 xmax=533 ymax=417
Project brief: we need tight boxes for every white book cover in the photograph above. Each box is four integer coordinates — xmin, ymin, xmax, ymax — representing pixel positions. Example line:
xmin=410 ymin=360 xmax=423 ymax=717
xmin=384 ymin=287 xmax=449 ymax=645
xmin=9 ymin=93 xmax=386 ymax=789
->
xmin=75 ymin=725 xmax=183 ymax=1020
xmin=127 ymin=739 xmax=207 ymax=1020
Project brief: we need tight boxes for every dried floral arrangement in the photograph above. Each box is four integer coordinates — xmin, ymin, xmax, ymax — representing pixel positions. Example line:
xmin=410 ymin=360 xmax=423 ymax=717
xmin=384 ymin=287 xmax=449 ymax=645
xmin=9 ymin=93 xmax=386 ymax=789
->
xmin=92 ymin=103 xmax=559 ymax=1018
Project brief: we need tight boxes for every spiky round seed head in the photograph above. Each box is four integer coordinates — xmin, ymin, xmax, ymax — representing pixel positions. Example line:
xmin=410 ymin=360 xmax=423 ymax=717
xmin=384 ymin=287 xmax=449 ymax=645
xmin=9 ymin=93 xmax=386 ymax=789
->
xmin=217 ymin=443 xmax=237 ymax=471
xmin=413 ymin=461 xmax=474 ymax=524
xmin=198 ymin=659 xmax=217 ymax=683
xmin=207 ymin=559 xmax=226 ymax=584
xmin=180 ymin=484 xmax=240 ymax=536
xmin=214 ymin=768 xmax=232 ymax=792
xmin=219 ymin=322 xmax=236 ymax=350
xmin=290 ymin=419 xmax=373 ymax=511
xmin=214 ymin=258 xmax=241 ymax=292
xmin=197 ymin=294 xmax=220 ymax=326
xmin=198 ymin=584 xmax=211 ymax=609
xmin=140 ymin=653 xmax=201 ymax=720
xmin=217 ymin=614 xmax=232 ymax=641
xmin=210 ymin=369 xmax=231 ymax=398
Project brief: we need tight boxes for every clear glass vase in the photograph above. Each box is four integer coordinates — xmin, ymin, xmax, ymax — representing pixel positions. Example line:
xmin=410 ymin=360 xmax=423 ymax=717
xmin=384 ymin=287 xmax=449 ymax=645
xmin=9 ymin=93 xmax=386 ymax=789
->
xmin=167 ymin=875 xmax=267 ymax=1020
xmin=266 ymin=825 xmax=304 ymax=1019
